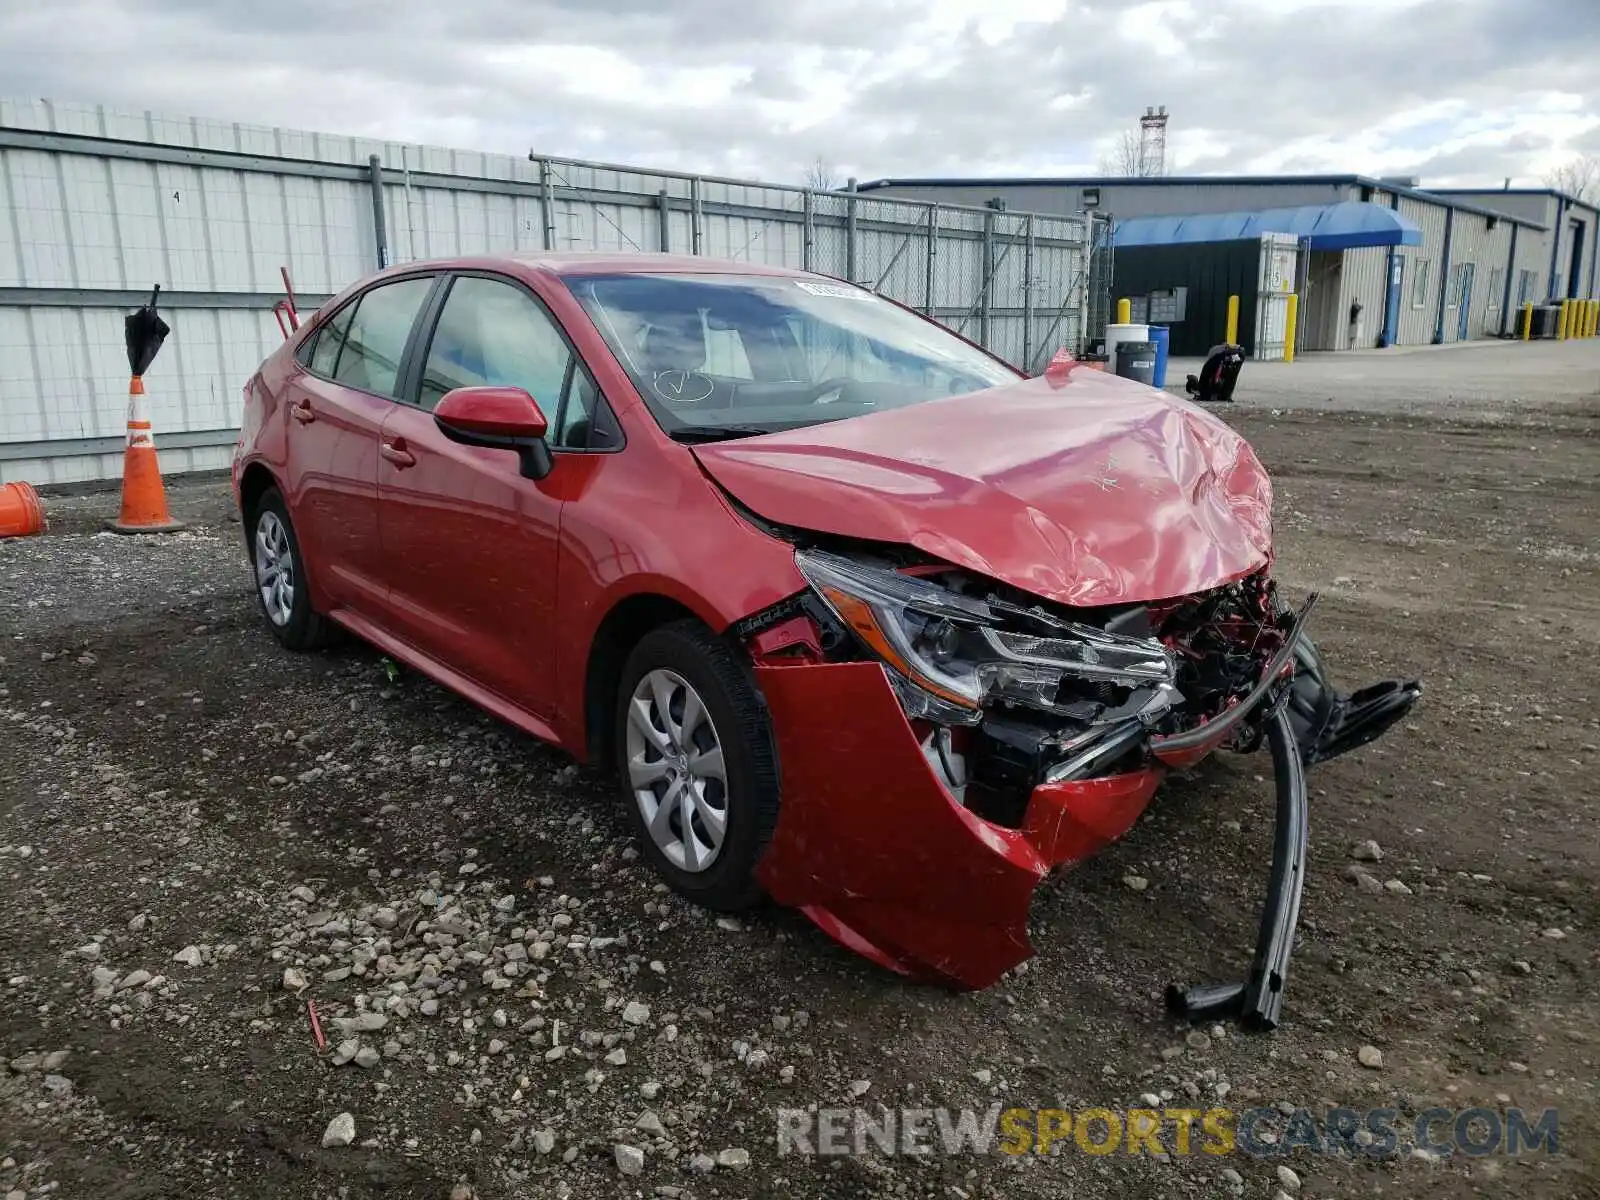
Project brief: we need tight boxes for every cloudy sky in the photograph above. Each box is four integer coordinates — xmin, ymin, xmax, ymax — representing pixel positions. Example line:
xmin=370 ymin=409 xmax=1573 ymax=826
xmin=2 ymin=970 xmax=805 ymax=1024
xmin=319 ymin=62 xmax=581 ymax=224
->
xmin=2 ymin=0 xmax=1597 ymax=187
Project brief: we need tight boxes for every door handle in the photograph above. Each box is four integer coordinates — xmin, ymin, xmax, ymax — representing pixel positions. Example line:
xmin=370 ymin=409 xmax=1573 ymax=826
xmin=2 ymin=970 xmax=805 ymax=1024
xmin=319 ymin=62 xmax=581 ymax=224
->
xmin=290 ymin=399 xmax=315 ymax=424
xmin=380 ymin=439 xmax=416 ymax=469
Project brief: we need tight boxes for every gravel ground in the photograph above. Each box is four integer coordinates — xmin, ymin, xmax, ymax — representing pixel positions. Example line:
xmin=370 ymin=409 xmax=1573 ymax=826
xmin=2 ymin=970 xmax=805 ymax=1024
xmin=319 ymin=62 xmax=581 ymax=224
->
xmin=2 ymin=348 xmax=1598 ymax=1199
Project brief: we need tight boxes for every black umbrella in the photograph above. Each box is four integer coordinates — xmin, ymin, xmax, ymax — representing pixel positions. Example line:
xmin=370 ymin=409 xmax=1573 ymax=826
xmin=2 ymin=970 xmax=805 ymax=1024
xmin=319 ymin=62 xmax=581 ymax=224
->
xmin=125 ymin=284 xmax=170 ymax=378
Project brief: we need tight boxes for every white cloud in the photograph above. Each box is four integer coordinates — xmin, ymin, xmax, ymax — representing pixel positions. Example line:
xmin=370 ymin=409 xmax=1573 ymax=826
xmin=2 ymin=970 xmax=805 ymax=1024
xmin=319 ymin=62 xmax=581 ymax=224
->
xmin=0 ymin=0 xmax=1595 ymax=189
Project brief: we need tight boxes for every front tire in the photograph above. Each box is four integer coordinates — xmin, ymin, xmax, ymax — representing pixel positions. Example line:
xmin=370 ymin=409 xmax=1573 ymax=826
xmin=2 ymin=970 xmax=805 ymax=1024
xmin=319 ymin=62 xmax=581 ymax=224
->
xmin=247 ymin=487 xmax=336 ymax=651
xmin=614 ymin=620 xmax=779 ymax=911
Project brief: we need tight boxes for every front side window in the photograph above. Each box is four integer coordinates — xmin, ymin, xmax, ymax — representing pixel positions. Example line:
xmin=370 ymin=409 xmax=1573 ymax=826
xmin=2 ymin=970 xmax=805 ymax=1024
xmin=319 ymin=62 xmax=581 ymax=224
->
xmin=307 ymin=304 xmax=355 ymax=377
xmin=420 ymin=276 xmax=573 ymax=414
xmin=566 ymin=272 xmax=1018 ymax=441
xmin=331 ymin=276 xmax=435 ymax=398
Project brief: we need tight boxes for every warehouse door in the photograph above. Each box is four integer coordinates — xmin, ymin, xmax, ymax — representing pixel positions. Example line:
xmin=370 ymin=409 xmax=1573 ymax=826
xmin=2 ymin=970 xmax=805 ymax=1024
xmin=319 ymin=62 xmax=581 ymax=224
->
xmin=1301 ymin=251 xmax=1342 ymax=351
xmin=1455 ymin=262 xmax=1474 ymax=342
xmin=1381 ymin=254 xmax=1404 ymax=346
xmin=1253 ymin=234 xmax=1298 ymax=360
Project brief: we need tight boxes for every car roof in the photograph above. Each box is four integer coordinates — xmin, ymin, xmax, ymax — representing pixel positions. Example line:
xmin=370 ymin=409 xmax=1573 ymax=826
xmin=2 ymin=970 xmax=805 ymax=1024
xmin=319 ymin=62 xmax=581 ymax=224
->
xmin=415 ymin=252 xmax=818 ymax=279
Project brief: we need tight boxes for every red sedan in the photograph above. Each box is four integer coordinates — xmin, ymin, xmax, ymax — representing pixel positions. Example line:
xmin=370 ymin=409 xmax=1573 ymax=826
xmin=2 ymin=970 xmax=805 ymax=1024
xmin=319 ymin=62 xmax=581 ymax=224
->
xmin=233 ymin=254 xmax=1417 ymax=1015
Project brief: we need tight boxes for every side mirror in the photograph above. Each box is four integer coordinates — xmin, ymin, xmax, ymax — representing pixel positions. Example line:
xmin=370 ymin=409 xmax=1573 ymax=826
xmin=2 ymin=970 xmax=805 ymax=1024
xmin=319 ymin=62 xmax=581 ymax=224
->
xmin=434 ymin=386 xmax=553 ymax=480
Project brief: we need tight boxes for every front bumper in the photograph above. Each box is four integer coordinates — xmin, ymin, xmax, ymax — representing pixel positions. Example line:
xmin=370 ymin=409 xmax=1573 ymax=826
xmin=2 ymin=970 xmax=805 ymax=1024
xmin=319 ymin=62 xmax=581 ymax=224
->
xmin=753 ymin=659 xmax=1165 ymax=990
xmin=751 ymin=594 xmax=1419 ymax=1022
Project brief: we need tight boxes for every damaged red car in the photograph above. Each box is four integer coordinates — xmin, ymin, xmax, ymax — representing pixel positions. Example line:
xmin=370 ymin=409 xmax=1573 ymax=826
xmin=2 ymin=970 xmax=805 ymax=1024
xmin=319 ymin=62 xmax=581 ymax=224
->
xmin=234 ymin=254 xmax=1419 ymax=1025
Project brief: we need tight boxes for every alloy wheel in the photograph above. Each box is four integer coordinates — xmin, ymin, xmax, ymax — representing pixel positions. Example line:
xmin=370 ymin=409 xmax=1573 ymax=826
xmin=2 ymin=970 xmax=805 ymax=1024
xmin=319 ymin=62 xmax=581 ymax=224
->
xmin=254 ymin=510 xmax=296 ymax=628
xmin=624 ymin=668 xmax=729 ymax=873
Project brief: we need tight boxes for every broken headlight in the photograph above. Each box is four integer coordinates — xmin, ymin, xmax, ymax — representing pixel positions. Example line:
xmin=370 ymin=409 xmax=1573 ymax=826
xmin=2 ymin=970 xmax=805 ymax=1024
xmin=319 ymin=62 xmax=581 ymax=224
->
xmin=795 ymin=549 xmax=1176 ymax=719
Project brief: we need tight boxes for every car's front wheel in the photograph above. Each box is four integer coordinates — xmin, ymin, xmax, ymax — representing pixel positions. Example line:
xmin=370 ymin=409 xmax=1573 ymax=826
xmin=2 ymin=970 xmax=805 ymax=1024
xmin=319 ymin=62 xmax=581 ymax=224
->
xmin=614 ymin=620 xmax=780 ymax=911
xmin=247 ymin=487 xmax=335 ymax=651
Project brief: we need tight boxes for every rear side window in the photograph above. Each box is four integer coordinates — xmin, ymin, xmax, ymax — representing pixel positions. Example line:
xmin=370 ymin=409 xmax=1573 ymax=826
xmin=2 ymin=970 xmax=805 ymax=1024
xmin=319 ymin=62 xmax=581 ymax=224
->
xmin=331 ymin=277 xmax=434 ymax=398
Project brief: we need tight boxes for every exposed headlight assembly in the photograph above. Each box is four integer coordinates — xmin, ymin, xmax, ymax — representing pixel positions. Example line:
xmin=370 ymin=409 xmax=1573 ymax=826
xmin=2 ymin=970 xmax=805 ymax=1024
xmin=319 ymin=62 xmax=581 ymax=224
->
xmin=795 ymin=549 xmax=1176 ymax=720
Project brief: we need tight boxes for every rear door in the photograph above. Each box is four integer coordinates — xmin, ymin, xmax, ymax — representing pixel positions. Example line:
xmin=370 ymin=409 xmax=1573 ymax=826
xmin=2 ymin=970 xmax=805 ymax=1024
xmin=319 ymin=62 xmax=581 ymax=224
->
xmin=376 ymin=272 xmax=620 ymax=716
xmin=284 ymin=274 xmax=437 ymax=616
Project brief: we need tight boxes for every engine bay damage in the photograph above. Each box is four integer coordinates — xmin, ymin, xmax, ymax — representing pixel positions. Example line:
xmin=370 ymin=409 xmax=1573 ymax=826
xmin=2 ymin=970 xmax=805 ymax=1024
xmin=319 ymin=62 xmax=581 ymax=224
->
xmin=737 ymin=542 xmax=1421 ymax=1025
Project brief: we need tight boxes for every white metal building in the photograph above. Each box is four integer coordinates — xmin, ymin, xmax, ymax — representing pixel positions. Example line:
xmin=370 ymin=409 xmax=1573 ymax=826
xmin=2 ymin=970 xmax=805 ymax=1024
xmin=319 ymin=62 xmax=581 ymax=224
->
xmin=860 ymin=175 xmax=1596 ymax=353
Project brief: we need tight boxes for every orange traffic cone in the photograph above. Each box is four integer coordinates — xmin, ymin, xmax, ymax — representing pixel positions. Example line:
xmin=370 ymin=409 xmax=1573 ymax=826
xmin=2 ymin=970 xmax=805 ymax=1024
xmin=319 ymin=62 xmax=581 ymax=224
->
xmin=106 ymin=376 xmax=185 ymax=534
xmin=0 ymin=480 xmax=46 ymax=538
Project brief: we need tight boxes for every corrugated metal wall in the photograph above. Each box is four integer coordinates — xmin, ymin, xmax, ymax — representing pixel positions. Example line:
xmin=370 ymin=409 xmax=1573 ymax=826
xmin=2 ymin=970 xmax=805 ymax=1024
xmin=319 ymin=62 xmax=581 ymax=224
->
xmin=0 ymin=98 xmax=1109 ymax=485
xmin=1392 ymin=195 xmax=1449 ymax=346
xmin=1334 ymin=247 xmax=1389 ymax=350
xmin=1474 ymin=218 xmax=1515 ymax=338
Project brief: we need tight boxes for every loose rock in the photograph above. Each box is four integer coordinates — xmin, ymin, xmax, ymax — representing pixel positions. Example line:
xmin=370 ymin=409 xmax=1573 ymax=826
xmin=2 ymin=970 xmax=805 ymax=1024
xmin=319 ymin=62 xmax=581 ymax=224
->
xmin=614 ymin=1143 xmax=645 ymax=1175
xmin=321 ymin=1112 xmax=357 ymax=1148
xmin=621 ymin=1000 xmax=650 ymax=1026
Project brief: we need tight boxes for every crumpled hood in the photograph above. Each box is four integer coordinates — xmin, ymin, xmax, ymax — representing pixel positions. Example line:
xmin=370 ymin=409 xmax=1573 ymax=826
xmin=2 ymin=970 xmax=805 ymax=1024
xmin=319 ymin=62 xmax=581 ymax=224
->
xmin=692 ymin=366 xmax=1273 ymax=607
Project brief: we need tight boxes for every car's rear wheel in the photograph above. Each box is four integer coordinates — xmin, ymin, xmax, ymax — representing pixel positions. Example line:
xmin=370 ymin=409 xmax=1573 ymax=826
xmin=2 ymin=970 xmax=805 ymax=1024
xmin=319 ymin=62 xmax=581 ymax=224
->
xmin=247 ymin=487 xmax=336 ymax=651
xmin=614 ymin=620 xmax=779 ymax=911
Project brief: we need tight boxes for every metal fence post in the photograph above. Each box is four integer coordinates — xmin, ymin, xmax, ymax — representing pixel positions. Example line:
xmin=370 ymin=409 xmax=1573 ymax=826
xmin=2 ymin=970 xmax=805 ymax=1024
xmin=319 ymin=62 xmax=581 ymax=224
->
xmin=690 ymin=177 xmax=704 ymax=255
xmin=537 ymin=158 xmax=556 ymax=251
xmin=367 ymin=154 xmax=389 ymax=269
xmin=924 ymin=203 xmax=938 ymax=314
xmin=1022 ymin=215 xmax=1035 ymax=370
xmin=656 ymin=189 xmax=671 ymax=253
xmin=845 ymin=177 xmax=858 ymax=284
xmin=802 ymin=190 xmax=815 ymax=272
xmin=979 ymin=209 xmax=994 ymax=350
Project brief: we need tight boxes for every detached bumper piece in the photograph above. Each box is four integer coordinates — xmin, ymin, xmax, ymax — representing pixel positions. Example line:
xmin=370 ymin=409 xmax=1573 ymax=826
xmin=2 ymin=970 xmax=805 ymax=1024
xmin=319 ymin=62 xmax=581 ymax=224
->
xmin=1287 ymin=639 xmax=1423 ymax=766
xmin=1165 ymin=705 xmax=1307 ymax=1031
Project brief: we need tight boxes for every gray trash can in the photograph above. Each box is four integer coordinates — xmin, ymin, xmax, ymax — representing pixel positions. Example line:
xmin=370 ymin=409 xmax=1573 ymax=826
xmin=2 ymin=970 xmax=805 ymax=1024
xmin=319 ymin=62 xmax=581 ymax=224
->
xmin=1115 ymin=339 xmax=1157 ymax=387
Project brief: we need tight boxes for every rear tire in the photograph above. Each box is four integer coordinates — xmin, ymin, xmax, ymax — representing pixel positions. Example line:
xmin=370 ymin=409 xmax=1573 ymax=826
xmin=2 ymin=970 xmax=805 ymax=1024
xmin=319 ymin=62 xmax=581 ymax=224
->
xmin=246 ymin=487 xmax=337 ymax=651
xmin=613 ymin=620 xmax=779 ymax=911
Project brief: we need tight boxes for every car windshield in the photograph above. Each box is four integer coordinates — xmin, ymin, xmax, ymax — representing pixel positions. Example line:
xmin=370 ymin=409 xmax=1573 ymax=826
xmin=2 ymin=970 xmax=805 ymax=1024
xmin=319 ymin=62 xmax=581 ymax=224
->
xmin=565 ymin=272 xmax=1020 ymax=439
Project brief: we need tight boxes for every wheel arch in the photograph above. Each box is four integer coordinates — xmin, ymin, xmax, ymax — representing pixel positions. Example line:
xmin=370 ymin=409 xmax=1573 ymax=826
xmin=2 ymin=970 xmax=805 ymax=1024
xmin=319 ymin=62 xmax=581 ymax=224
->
xmin=581 ymin=592 xmax=708 ymax=768
xmin=237 ymin=461 xmax=280 ymax=534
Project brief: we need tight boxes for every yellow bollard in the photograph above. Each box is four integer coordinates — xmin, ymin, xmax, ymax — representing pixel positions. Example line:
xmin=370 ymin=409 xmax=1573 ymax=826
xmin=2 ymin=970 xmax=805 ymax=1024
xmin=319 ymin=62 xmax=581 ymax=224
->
xmin=1590 ymin=298 xmax=1598 ymax=337
xmin=1225 ymin=294 xmax=1240 ymax=345
xmin=1521 ymin=302 xmax=1533 ymax=340
xmin=1284 ymin=294 xmax=1299 ymax=363
xmin=1557 ymin=299 xmax=1570 ymax=340
xmin=1116 ymin=297 xmax=1131 ymax=325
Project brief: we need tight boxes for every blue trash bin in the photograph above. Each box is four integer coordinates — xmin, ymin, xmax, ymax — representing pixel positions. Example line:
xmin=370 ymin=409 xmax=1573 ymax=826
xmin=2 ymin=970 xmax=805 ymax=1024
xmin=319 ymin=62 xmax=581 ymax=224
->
xmin=1149 ymin=325 xmax=1170 ymax=389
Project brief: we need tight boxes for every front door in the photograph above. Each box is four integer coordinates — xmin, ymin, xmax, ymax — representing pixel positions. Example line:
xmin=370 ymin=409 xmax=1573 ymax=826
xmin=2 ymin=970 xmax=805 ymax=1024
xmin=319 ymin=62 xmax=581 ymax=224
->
xmin=283 ymin=274 xmax=436 ymax=617
xmin=1456 ymin=262 xmax=1475 ymax=342
xmin=376 ymin=273 xmax=589 ymax=717
xmin=1381 ymin=253 xmax=1404 ymax=347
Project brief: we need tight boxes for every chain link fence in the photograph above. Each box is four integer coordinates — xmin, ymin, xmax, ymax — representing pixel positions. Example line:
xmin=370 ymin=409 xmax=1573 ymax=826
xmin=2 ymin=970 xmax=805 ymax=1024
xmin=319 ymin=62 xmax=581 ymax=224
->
xmin=0 ymin=97 xmax=1111 ymax=482
xmin=527 ymin=158 xmax=1112 ymax=375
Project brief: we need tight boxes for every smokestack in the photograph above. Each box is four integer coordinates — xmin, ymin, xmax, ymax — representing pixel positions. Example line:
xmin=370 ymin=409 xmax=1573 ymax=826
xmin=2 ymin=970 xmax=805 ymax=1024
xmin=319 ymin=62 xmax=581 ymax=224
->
xmin=1503 ymin=177 xmax=1511 ymax=190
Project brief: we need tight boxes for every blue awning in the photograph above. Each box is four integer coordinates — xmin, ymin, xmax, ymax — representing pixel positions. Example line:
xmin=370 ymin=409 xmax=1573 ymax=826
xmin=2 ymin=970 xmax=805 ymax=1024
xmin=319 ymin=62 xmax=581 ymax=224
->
xmin=1112 ymin=201 xmax=1424 ymax=251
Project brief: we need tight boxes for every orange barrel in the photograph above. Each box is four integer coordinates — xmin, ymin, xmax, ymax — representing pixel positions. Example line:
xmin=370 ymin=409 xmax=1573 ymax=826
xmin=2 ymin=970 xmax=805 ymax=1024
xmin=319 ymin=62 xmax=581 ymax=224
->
xmin=0 ymin=480 xmax=46 ymax=538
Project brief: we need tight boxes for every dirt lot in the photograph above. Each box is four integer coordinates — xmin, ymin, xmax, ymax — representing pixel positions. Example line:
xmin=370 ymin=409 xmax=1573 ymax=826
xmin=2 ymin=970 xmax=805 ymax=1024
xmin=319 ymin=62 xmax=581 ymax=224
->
xmin=3 ymin=348 xmax=1598 ymax=1199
